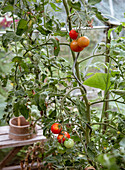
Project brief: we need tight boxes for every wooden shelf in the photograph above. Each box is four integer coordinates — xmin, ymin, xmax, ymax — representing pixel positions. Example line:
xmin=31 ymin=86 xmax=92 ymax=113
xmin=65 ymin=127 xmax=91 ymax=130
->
xmin=0 ymin=125 xmax=46 ymax=149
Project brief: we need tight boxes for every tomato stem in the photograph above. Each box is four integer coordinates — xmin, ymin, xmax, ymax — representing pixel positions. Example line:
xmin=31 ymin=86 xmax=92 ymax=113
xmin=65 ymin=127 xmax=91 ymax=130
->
xmin=63 ymin=0 xmax=91 ymax=146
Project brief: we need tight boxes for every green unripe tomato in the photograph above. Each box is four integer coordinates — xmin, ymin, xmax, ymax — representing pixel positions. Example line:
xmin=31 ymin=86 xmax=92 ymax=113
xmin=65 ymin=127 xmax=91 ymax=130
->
xmin=64 ymin=138 xmax=74 ymax=148
xmin=57 ymin=144 xmax=66 ymax=154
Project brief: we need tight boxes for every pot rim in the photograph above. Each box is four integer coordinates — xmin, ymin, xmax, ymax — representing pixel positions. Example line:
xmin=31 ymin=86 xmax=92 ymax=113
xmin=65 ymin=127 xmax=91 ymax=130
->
xmin=9 ymin=116 xmax=30 ymax=128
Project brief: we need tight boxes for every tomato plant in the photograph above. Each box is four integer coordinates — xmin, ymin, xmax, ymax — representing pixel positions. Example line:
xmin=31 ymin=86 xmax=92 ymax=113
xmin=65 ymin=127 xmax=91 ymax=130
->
xmin=57 ymin=131 xmax=70 ymax=144
xmin=69 ymin=29 xmax=79 ymax=40
xmin=0 ymin=0 xmax=125 ymax=169
xmin=64 ymin=138 xmax=74 ymax=148
xmin=51 ymin=123 xmax=62 ymax=134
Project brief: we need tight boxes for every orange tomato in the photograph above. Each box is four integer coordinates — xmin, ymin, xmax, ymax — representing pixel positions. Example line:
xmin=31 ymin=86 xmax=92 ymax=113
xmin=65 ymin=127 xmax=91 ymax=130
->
xmin=77 ymin=36 xmax=90 ymax=48
xmin=70 ymin=40 xmax=84 ymax=52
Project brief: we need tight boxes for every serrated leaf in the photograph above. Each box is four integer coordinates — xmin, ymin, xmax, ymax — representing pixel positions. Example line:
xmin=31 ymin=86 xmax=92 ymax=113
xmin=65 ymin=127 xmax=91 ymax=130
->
xmin=88 ymin=0 xmax=101 ymax=5
xmin=83 ymin=73 xmax=111 ymax=90
xmin=16 ymin=19 xmax=28 ymax=36
xmin=67 ymin=0 xmax=81 ymax=10
xmin=36 ymin=25 xmax=51 ymax=35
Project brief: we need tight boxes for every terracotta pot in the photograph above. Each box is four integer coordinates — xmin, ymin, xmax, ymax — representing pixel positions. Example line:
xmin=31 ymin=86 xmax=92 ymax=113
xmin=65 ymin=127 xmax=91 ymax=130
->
xmin=9 ymin=116 xmax=37 ymax=140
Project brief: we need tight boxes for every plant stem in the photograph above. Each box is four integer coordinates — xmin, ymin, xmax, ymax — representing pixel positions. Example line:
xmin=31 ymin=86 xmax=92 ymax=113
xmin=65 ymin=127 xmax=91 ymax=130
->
xmin=90 ymin=95 xmax=125 ymax=105
xmin=103 ymin=27 xmax=111 ymax=133
xmin=23 ymin=42 xmax=70 ymax=57
xmin=78 ymin=53 xmax=105 ymax=64
xmin=62 ymin=0 xmax=91 ymax=145
xmin=72 ymin=54 xmax=91 ymax=144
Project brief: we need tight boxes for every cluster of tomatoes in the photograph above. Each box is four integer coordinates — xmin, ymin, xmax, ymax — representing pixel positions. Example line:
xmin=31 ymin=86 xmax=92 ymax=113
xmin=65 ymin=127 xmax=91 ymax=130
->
xmin=51 ymin=123 xmax=74 ymax=153
xmin=69 ymin=29 xmax=90 ymax=52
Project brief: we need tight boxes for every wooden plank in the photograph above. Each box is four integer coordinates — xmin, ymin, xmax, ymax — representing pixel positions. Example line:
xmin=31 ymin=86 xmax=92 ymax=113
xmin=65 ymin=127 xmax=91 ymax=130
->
xmin=0 ymin=126 xmax=9 ymax=135
xmin=0 ymin=135 xmax=47 ymax=149
xmin=0 ymin=126 xmax=46 ymax=149
xmin=0 ymin=129 xmax=43 ymax=142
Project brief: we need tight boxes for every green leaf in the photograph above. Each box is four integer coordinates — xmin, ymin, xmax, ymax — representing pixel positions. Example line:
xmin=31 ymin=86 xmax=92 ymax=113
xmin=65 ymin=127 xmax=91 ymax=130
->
xmin=67 ymin=0 xmax=81 ymax=10
xmin=111 ymin=90 xmax=125 ymax=95
xmin=96 ymin=12 xmax=109 ymax=22
xmin=54 ymin=31 xmax=67 ymax=37
xmin=16 ymin=19 xmax=28 ymax=36
xmin=2 ymin=31 xmax=22 ymax=49
xmin=46 ymin=19 xmax=53 ymax=30
xmin=12 ymin=56 xmax=22 ymax=63
xmin=108 ymin=28 xmax=114 ymax=39
xmin=83 ymin=73 xmax=111 ymax=90
xmin=76 ymin=99 xmax=87 ymax=121
xmin=91 ymin=7 xmax=109 ymax=22
xmin=121 ymin=22 xmax=125 ymax=27
xmin=49 ymin=38 xmax=60 ymax=56
xmin=20 ymin=105 xmax=29 ymax=119
xmin=13 ymin=102 xmax=20 ymax=117
xmin=49 ymin=109 xmax=56 ymax=118
xmin=115 ymin=24 xmax=123 ymax=34
xmin=50 ymin=2 xmax=61 ymax=11
xmin=88 ymin=0 xmax=101 ymax=5
xmin=87 ymin=147 xmax=96 ymax=160
xmin=36 ymin=25 xmax=52 ymax=35
xmin=2 ymin=5 xmax=14 ymax=13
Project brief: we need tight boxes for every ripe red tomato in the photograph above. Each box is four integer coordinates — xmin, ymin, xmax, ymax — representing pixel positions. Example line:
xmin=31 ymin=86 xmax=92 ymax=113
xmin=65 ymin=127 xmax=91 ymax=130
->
xmin=70 ymin=40 xmax=84 ymax=52
xmin=77 ymin=36 xmax=90 ymax=48
xmin=69 ymin=30 xmax=78 ymax=40
xmin=57 ymin=131 xmax=70 ymax=143
xmin=51 ymin=123 xmax=62 ymax=134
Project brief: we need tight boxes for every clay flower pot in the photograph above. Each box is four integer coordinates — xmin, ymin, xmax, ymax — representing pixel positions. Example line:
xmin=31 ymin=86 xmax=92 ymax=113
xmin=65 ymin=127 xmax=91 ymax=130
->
xmin=9 ymin=116 xmax=37 ymax=140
